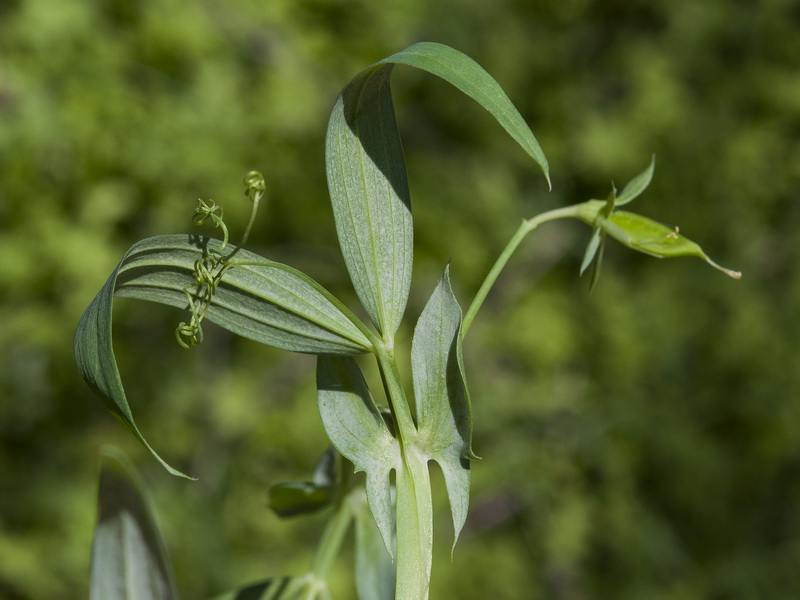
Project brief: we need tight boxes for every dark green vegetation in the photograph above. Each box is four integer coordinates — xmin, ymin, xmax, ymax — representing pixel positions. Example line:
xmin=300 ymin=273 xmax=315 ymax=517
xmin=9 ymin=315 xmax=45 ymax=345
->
xmin=1 ymin=1 xmax=798 ymax=598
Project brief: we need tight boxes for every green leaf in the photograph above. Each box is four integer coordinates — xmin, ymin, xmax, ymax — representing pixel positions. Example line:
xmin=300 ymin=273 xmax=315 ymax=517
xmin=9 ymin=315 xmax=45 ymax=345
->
xmin=113 ymin=235 xmax=372 ymax=354
xmin=268 ymin=447 xmax=338 ymax=518
xmin=325 ymin=61 xmax=412 ymax=340
xmin=382 ymin=42 xmax=551 ymax=186
xmin=579 ymin=228 xmax=603 ymax=277
xmin=411 ymin=266 xmax=476 ymax=553
xmin=353 ymin=489 xmax=395 ymax=600
xmin=316 ymin=356 xmax=401 ymax=558
xmin=603 ymin=211 xmax=742 ymax=278
xmin=90 ymin=447 xmax=177 ymax=600
xmin=74 ymin=235 xmax=372 ymax=478
xmin=326 ymin=41 xmax=549 ymax=340
xmin=615 ymin=155 xmax=656 ymax=207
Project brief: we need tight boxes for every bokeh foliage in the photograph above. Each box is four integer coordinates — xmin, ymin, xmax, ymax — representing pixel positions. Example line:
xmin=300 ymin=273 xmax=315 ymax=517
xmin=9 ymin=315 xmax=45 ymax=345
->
xmin=1 ymin=0 xmax=799 ymax=598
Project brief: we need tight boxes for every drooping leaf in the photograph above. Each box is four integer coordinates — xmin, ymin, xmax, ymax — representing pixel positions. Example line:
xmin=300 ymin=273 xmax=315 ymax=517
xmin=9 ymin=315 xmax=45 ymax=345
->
xmin=74 ymin=235 xmax=372 ymax=477
xmin=326 ymin=41 xmax=550 ymax=340
xmin=268 ymin=447 xmax=338 ymax=518
xmin=383 ymin=43 xmax=550 ymax=186
xmin=353 ymin=489 xmax=395 ymax=600
xmin=316 ymin=356 xmax=401 ymax=558
xmin=411 ymin=266 xmax=476 ymax=552
xmin=90 ymin=447 xmax=177 ymax=600
xmin=604 ymin=211 xmax=742 ymax=278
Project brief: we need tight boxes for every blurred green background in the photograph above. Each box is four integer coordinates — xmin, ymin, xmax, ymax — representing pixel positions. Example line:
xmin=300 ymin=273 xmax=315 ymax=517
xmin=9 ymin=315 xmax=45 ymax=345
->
xmin=1 ymin=0 xmax=799 ymax=598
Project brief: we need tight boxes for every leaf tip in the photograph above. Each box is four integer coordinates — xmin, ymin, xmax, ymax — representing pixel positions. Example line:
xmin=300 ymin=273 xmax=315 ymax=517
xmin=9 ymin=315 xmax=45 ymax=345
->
xmin=705 ymin=256 xmax=742 ymax=279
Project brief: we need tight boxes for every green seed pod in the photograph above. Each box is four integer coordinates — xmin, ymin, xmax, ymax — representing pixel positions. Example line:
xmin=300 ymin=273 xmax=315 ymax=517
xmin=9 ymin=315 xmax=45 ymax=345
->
xmin=601 ymin=211 xmax=741 ymax=279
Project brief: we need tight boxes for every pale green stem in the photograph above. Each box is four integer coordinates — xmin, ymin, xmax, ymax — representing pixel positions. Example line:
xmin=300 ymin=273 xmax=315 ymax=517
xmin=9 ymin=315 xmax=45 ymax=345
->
xmin=374 ymin=343 xmax=417 ymax=444
xmin=372 ymin=342 xmax=431 ymax=600
xmin=394 ymin=452 xmax=433 ymax=600
xmin=462 ymin=204 xmax=583 ymax=337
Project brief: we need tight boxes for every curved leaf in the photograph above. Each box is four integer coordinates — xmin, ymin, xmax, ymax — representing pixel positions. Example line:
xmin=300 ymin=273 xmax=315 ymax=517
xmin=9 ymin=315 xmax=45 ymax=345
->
xmin=326 ymin=41 xmax=549 ymax=340
xmin=74 ymin=235 xmax=372 ymax=477
xmin=90 ymin=447 xmax=177 ymax=600
xmin=381 ymin=42 xmax=550 ymax=185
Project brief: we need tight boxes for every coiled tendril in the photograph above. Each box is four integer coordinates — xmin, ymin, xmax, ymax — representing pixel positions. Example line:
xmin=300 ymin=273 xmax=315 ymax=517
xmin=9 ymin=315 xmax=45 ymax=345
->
xmin=175 ymin=171 xmax=265 ymax=348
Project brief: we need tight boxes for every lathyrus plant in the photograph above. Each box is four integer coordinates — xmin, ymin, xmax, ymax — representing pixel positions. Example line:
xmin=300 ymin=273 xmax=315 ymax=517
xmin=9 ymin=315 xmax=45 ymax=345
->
xmin=74 ymin=42 xmax=740 ymax=600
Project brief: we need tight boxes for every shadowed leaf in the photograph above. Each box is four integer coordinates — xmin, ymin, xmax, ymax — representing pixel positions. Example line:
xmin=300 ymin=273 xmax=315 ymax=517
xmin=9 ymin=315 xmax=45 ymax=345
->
xmin=90 ymin=447 xmax=177 ymax=600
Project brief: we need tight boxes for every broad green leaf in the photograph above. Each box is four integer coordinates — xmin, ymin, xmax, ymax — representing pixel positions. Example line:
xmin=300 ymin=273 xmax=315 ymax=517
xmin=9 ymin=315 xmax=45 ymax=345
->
xmin=210 ymin=577 xmax=310 ymax=600
xmin=90 ymin=447 xmax=177 ymax=600
xmin=615 ymin=155 xmax=656 ymax=207
xmin=268 ymin=448 xmax=338 ymax=518
xmin=326 ymin=41 xmax=550 ymax=340
xmin=74 ymin=235 xmax=372 ymax=478
xmin=353 ymin=489 xmax=395 ymax=600
xmin=326 ymin=60 xmax=412 ymax=340
xmin=604 ymin=211 xmax=742 ymax=278
xmin=411 ymin=267 xmax=476 ymax=552
xmin=316 ymin=356 xmax=401 ymax=558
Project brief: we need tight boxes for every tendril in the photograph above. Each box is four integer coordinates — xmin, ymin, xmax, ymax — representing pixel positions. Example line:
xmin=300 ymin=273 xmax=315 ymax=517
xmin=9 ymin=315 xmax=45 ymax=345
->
xmin=192 ymin=199 xmax=229 ymax=249
xmin=176 ymin=172 xmax=266 ymax=348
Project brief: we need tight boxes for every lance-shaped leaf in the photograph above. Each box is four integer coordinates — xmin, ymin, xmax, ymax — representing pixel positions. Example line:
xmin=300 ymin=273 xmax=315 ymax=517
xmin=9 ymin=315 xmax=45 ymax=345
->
xmin=411 ymin=266 xmax=476 ymax=553
xmin=316 ymin=356 xmax=401 ymax=558
xmin=326 ymin=41 xmax=550 ymax=340
xmin=90 ymin=447 xmax=177 ymax=600
xmin=74 ymin=235 xmax=372 ymax=477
